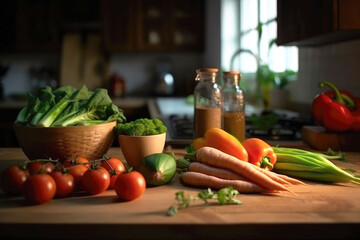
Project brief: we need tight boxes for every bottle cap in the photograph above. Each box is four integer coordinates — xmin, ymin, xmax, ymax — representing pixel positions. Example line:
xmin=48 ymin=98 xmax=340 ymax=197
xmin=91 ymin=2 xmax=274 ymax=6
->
xmin=195 ymin=68 xmax=218 ymax=81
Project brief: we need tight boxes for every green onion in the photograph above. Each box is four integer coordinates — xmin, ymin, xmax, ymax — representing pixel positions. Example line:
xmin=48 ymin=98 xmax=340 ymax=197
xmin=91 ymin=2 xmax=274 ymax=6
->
xmin=273 ymin=147 xmax=360 ymax=184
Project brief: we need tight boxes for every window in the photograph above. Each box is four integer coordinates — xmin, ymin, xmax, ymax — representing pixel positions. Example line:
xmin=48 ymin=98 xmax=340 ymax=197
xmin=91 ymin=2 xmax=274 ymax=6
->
xmin=221 ymin=0 xmax=298 ymax=75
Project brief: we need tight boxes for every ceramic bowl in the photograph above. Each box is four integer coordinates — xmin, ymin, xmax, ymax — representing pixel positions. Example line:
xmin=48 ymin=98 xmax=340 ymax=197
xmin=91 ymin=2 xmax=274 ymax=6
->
xmin=118 ymin=132 xmax=166 ymax=170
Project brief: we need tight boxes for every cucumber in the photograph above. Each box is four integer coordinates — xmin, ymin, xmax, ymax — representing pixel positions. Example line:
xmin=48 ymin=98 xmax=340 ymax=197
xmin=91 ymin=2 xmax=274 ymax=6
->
xmin=139 ymin=153 xmax=176 ymax=186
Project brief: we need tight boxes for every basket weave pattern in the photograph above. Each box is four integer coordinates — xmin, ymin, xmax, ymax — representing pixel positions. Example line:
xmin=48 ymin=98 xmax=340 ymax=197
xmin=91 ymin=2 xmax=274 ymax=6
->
xmin=13 ymin=121 xmax=116 ymax=161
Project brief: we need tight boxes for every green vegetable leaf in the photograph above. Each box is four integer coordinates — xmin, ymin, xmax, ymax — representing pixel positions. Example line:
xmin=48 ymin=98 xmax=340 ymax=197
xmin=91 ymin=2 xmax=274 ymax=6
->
xmin=53 ymin=88 xmax=121 ymax=126
xmin=15 ymin=92 xmax=37 ymax=124
xmin=115 ymin=118 xmax=166 ymax=136
xmin=216 ymin=187 xmax=242 ymax=205
xmin=36 ymin=95 xmax=71 ymax=127
xmin=16 ymin=85 xmax=126 ymax=127
xmin=166 ymin=206 xmax=178 ymax=216
xmin=183 ymin=144 xmax=196 ymax=162
xmin=167 ymin=186 xmax=242 ymax=216
xmin=324 ymin=148 xmax=347 ymax=162
xmin=30 ymin=86 xmax=55 ymax=126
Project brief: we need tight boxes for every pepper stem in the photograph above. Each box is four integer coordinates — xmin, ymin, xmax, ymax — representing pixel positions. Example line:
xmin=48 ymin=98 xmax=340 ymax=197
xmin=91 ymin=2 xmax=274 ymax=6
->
xmin=260 ymin=156 xmax=274 ymax=169
xmin=319 ymin=81 xmax=345 ymax=105
xmin=340 ymin=93 xmax=356 ymax=109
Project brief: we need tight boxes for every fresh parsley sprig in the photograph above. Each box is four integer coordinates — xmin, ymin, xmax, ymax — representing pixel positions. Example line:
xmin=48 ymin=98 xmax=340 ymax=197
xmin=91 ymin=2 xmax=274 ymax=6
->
xmin=167 ymin=186 xmax=242 ymax=216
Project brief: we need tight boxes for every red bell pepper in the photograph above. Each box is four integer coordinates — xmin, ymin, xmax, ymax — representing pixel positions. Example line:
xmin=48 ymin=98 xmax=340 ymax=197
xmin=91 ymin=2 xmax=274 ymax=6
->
xmin=311 ymin=81 xmax=360 ymax=132
xmin=242 ymin=138 xmax=277 ymax=170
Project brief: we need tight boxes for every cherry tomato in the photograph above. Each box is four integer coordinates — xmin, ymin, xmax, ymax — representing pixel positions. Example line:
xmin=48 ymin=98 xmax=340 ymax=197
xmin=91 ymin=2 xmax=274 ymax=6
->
xmin=114 ymin=171 xmax=146 ymax=201
xmin=81 ymin=167 xmax=110 ymax=195
xmin=23 ymin=174 xmax=56 ymax=204
xmin=49 ymin=171 xmax=75 ymax=198
xmin=101 ymin=157 xmax=126 ymax=189
xmin=1 ymin=165 xmax=29 ymax=195
xmin=62 ymin=156 xmax=90 ymax=186
xmin=27 ymin=161 xmax=55 ymax=175
xmin=62 ymin=156 xmax=90 ymax=168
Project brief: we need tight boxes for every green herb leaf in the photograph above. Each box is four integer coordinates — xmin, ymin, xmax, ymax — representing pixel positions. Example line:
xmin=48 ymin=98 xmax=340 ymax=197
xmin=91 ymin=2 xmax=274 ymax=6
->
xmin=166 ymin=206 xmax=178 ymax=216
xmin=167 ymin=186 xmax=242 ymax=216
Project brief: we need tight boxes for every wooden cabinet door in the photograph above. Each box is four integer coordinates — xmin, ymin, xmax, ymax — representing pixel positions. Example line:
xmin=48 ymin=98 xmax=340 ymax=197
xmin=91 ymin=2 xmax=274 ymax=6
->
xmin=277 ymin=0 xmax=360 ymax=46
xmin=102 ymin=0 xmax=204 ymax=52
xmin=0 ymin=2 xmax=17 ymax=53
xmin=16 ymin=0 xmax=61 ymax=52
xmin=169 ymin=0 xmax=204 ymax=51
xmin=136 ymin=0 xmax=169 ymax=51
xmin=102 ymin=0 xmax=137 ymax=51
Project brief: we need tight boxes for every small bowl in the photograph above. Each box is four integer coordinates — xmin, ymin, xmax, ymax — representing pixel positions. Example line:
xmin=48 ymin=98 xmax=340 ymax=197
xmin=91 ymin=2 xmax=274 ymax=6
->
xmin=13 ymin=121 xmax=117 ymax=161
xmin=118 ymin=133 xmax=166 ymax=170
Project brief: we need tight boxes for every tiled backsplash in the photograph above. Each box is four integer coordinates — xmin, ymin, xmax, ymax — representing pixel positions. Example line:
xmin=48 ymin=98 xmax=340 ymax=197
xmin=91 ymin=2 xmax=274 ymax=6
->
xmin=289 ymin=39 xmax=360 ymax=112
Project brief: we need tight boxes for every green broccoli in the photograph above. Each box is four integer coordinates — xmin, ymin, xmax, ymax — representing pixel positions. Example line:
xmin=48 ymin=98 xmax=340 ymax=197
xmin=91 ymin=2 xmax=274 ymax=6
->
xmin=115 ymin=118 xmax=167 ymax=136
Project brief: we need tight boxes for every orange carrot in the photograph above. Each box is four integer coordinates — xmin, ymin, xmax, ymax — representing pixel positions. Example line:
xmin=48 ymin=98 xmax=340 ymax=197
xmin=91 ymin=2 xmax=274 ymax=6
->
xmin=181 ymin=171 xmax=267 ymax=193
xmin=247 ymin=164 xmax=292 ymax=185
xmin=250 ymin=164 xmax=305 ymax=185
xmin=196 ymin=147 xmax=290 ymax=192
xmin=189 ymin=162 xmax=248 ymax=181
xmin=267 ymin=171 xmax=305 ymax=185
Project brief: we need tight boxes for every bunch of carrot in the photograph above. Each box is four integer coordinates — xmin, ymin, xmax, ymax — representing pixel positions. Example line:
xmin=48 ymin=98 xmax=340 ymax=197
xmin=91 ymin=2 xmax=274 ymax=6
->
xmin=177 ymin=146 xmax=304 ymax=194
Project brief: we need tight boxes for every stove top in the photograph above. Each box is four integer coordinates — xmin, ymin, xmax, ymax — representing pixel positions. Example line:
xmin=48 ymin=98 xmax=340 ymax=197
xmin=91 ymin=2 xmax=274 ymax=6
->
xmin=163 ymin=110 xmax=314 ymax=145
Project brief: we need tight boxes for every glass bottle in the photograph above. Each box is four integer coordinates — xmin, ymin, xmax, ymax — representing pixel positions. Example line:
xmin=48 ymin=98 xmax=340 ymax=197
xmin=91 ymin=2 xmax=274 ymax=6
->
xmin=222 ymin=71 xmax=246 ymax=142
xmin=193 ymin=68 xmax=222 ymax=138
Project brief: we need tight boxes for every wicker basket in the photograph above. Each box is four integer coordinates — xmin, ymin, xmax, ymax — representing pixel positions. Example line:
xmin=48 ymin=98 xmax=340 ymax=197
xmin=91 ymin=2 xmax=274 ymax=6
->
xmin=13 ymin=121 xmax=117 ymax=161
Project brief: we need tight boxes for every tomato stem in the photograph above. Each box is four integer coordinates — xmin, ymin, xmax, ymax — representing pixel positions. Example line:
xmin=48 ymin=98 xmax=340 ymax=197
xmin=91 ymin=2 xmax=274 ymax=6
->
xmin=103 ymin=159 xmax=114 ymax=172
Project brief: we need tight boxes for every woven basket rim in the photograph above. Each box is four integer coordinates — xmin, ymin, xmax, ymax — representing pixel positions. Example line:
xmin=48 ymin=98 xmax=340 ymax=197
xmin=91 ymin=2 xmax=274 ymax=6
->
xmin=13 ymin=121 xmax=117 ymax=129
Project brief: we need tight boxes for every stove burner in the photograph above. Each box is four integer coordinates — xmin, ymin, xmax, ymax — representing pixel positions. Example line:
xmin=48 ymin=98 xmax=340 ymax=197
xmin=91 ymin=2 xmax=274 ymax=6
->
xmin=168 ymin=115 xmax=194 ymax=139
xmin=166 ymin=111 xmax=314 ymax=141
xmin=246 ymin=112 xmax=314 ymax=141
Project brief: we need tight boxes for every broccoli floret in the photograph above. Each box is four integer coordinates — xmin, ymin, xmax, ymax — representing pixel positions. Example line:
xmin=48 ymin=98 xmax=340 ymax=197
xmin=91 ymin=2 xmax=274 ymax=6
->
xmin=115 ymin=118 xmax=167 ymax=136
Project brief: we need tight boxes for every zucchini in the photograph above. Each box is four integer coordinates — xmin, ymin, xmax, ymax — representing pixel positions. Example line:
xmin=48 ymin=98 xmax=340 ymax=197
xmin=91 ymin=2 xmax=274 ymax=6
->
xmin=139 ymin=153 xmax=176 ymax=186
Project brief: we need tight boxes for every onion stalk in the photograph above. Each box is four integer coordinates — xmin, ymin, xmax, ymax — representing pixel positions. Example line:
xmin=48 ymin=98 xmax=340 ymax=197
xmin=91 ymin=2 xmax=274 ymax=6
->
xmin=273 ymin=147 xmax=360 ymax=184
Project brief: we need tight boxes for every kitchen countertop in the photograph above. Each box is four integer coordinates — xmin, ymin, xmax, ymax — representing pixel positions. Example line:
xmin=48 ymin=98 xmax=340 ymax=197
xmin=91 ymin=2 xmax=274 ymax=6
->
xmin=0 ymin=147 xmax=360 ymax=240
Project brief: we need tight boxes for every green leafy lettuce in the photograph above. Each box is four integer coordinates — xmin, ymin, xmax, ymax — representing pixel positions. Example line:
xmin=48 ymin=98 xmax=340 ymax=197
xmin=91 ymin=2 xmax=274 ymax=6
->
xmin=16 ymin=85 xmax=126 ymax=127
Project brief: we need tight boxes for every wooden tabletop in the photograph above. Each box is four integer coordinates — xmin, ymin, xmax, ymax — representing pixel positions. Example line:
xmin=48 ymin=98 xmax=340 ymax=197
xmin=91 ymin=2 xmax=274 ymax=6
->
xmin=0 ymin=147 xmax=360 ymax=240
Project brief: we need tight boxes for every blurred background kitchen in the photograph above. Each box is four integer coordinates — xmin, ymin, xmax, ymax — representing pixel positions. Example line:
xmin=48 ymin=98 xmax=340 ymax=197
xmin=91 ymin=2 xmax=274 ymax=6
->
xmin=1 ymin=0 xmax=360 ymax=147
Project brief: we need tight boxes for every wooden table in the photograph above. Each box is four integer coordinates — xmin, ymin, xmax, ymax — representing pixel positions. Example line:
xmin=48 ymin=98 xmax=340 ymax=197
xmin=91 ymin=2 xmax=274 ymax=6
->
xmin=0 ymin=147 xmax=360 ymax=240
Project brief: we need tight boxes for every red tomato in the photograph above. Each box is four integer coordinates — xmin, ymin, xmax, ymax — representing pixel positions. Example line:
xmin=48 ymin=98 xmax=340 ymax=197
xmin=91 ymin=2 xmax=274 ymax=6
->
xmin=62 ymin=156 xmax=90 ymax=186
xmin=101 ymin=158 xmax=126 ymax=189
xmin=62 ymin=156 xmax=90 ymax=168
xmin=81 ymin=167 xmax=110 ymax=195
xmin=67 ymin=164 xmax=89 ymax=186
xmin=1 ymin=165 xmax=29 ymax=195
xmin=50 ymin=171 xmax=75 ymax=198
xmin=114 ymin=171 xmax=146 ymax=201
xmin=23 ymin=174 xmax=56 ymax=204
xmin=27 ymin=161 xmax=54 ymax=175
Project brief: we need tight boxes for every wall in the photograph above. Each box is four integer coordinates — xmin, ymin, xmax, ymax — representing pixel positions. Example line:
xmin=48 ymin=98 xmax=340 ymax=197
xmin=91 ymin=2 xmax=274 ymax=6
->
xmin=288 ymin=38 xmax=360 ymax=114
xmin=0 ymin=54 xmax=59 ymax=98
xmin=109 ymin=52 xmax=203 ymax=96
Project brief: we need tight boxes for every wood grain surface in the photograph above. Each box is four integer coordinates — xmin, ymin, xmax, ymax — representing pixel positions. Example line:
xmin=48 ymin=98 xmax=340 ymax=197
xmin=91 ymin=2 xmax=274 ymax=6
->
xmin=0 ymin=147 xmax=360 ymax=240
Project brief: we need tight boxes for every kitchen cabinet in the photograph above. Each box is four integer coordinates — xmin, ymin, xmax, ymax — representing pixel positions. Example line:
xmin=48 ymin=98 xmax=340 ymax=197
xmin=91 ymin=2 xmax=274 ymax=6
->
xmin=15 ymin=0 xmax=62 ymax=52
xmin=277 ymin=0 xmax=360 ymax=46
xmin=0 ymin=2 xmax=17 ymax=53
xmin=101 ymin=0 xmax=204 ymax=52
xmin=0 ymin=0 xmax=101 ymax=53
